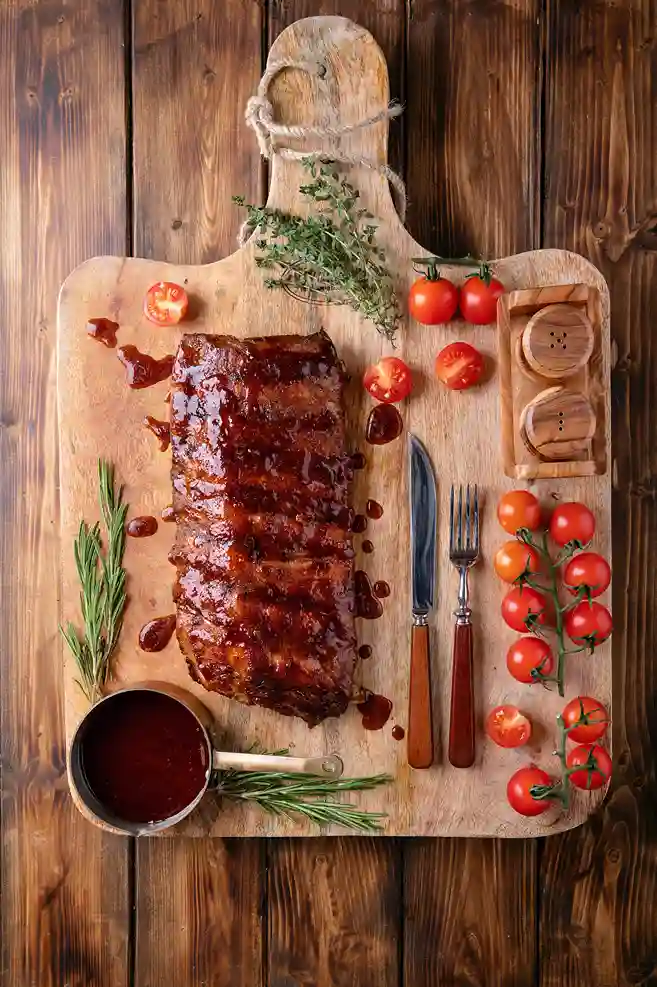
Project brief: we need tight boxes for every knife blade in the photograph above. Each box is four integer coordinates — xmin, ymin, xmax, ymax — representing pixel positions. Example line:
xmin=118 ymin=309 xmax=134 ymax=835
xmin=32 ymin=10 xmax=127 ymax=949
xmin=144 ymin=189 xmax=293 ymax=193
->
xmin=407 ymin=434 xmax=437 ymax=769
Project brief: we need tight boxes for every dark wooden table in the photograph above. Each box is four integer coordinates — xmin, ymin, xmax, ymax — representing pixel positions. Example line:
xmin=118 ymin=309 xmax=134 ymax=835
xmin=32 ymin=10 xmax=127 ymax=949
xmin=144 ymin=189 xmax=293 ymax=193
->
xmin=2 ymin=1 xmax=656 ymax=984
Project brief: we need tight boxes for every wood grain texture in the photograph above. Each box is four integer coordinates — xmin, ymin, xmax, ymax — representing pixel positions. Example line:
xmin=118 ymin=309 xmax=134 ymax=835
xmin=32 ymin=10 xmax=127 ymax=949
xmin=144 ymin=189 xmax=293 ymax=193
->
xmin=267 ymin=838 xmax=401 ymax=987
xmin=0 ymin=2 xmax=131 ymax=984
xmin=58 ymin=16 xmax=611 ymax=839
xmin=539 ymin=2 xmax=657 ymax=984
xmin=403 ymin=1 xmax=541 ymax=982
xmin=130 ymin=3 xmax=265 ymax=985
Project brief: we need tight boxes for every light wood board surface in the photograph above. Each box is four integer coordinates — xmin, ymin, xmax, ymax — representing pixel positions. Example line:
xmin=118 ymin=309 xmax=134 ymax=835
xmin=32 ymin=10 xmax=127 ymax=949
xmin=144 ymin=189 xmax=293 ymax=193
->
xmin=57 ymin=15 xmax=611 ymax=837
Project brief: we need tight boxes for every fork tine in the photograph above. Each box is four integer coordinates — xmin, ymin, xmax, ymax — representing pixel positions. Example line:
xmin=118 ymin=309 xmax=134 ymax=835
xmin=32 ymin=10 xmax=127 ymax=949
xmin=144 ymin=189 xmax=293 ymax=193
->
xmin=473 ymin=485 xmax=479 ymax=553
xmin=449 ymin=485 xmax=455 ymax=554
xmin=465 ymin=485 xmax=471 ymax=550
xmin=457 ymin=485 xmax=463 ymax=550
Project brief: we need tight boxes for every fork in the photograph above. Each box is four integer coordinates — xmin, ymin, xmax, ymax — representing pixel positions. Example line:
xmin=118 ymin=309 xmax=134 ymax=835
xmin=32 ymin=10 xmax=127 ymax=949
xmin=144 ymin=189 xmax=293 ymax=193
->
xmin=448 ymin=484 xmax=479 ymax=768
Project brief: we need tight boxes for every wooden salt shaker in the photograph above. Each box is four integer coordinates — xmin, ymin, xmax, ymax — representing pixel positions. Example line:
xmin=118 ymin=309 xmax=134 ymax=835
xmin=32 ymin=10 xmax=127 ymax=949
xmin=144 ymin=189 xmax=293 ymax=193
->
xmin=521 ymin=303 xmax=594 ymax=379
xmin=519 ymin=386 xmax=596 ymax=461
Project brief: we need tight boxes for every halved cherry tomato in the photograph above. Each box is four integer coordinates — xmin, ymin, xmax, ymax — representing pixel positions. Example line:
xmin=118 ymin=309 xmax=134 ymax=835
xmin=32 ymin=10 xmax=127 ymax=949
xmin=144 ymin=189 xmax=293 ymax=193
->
xmin=459 ymin=264 xmax=505 ymax=325
xmin=408 ymin=262 xmax=459 ymax=325
xmin=562 ymin=696 xmax=609 ymax=743
xmin=563 ymin=552 xmax=610 ymax=598
xmin=564 ymin=600 xmax=612 ymax=647
xmin=501 ymin=586 xmax=548 ymax=632
xmin=486 ymin=705 xmax=532 ymax=748
xmin=144 ymin=282 xmax=189 ymax=325
xmin=566 ymin=744 xmax=612 ymax=790
xmin=497 ymin=490 xmax=542 ymax=534
xmin=549 ymin=502 xmax=595 ymax=547
xmin=435 ymin=341 xmax=484 ymax=390
xmin=507 ymin=766 xmax=553 ymax=816
xmin=363 ymin=357 xmax=412 ymax=404
xmin=494 ymin=540 xmax=540 ymax=583
xmin=506 ymin=637 xmax=554 ymax=684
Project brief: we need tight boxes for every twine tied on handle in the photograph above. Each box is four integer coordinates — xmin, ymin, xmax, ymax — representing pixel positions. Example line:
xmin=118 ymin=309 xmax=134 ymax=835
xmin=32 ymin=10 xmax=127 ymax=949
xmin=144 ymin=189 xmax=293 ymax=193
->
xmin=239 ymin=57 xmax=406 ymax=246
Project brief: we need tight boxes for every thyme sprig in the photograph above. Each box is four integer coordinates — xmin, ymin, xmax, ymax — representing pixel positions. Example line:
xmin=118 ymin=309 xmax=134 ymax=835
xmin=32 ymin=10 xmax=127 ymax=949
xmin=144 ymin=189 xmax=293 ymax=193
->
xmin=60 ymin=460 xmax=128 ymax=703
xmin=234 ymin=159 xmax=400 ymax=342
xmin=215 ymin=753 xmax=392 ymax=833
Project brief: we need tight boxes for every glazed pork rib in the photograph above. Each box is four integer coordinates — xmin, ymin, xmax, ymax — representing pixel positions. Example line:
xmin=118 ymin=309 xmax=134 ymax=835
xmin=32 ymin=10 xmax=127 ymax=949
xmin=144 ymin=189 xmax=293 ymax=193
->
xmin=169 ymin=330 xmax=357 ymax=726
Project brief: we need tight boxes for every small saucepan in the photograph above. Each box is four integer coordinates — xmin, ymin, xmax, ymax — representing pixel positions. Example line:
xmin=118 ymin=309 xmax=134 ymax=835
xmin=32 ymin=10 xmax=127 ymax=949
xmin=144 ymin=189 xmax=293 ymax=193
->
xmin=68 ymin=682 xmax=343 ymax=836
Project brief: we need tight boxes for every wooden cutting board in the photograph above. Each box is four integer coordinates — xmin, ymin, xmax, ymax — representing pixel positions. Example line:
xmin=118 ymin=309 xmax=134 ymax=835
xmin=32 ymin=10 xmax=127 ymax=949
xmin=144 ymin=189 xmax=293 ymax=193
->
xmin=57 ymin=15 xmax=611 ymax=837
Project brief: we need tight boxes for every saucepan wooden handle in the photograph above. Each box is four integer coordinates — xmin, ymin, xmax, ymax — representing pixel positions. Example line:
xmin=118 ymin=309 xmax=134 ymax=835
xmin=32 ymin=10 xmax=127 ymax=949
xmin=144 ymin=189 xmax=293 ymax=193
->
xmin=407 ymin=622 xmax=434 ymax=769
xmin=212 ymin=752 xmax=344 ymax=778
xmin=448 ymin=621 xmax=475 ymax=768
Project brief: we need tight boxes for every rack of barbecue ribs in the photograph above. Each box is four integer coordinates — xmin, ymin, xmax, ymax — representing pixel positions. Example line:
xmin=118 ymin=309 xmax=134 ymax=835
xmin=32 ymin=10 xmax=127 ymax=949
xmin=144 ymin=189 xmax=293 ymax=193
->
xmin=168 ymin=330 xmax=357 ymax=726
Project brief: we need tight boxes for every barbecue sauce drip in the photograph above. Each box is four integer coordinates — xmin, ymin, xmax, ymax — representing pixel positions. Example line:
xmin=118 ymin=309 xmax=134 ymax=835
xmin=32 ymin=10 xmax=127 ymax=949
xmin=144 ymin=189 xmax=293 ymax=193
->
xmin=365 ymin=404 xmax=403 ymax=445
xmin=117 ymin=345 xmax=175 ymax=389
xmin=161 ymin=505 xmax=176 ymax=522
xmin=139 ymin=614 xmax=177 ymax=652
xmin=373 ymin=580 xmax=391 ymax=599
xmin=144 ymin=415 xmax=171 ymax=451
xmin=358 ymin=644 xmax=372 ymax=660
xmin=350 ymin=452 xmax=366 ymax=470
xmin=355 ymin=570 xmax=383 ymax=619
xmin=126 ymin=515 xmax=158 ymax=538
xmin=366 ymin=499 xmax=384 ymax=520
xmin=78 ymin=690 xmax=209 ymax=823
xmin=352 ymin=514 xmax=368 ymax=534
xmin=392 ymin=725 xmax=405 ymax=741
xmin=87 ymin=317 xmax=119 ymax=347
xmin=362 ymin=540 xmax=374 ymax=554
xmin=357 ymin=691 xmax=393 ymax=730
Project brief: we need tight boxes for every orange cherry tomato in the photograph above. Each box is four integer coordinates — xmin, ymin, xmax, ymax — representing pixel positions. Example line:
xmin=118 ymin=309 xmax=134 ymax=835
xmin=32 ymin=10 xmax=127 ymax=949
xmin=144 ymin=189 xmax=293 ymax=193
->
xmin=497 ymin=490 xmax=542 ymax=534
xmin=493 ymin=540 xmax=540 ymax=583
xmin=486 ymin=705 xmax=532 ymax=748
xmin=144 ymin=282 xmax=189 ymax=326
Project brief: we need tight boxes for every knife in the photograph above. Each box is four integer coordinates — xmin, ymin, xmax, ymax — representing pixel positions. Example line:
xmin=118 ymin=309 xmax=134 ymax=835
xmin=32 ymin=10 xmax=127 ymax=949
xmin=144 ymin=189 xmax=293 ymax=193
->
xmin=407 ymin=434 xmax=437 ymax=769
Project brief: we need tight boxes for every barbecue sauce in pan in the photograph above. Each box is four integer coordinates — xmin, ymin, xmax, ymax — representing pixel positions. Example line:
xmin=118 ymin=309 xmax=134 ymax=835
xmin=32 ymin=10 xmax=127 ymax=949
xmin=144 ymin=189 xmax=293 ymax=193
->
xmin=78 ymin=690 xmax=209 ymax=823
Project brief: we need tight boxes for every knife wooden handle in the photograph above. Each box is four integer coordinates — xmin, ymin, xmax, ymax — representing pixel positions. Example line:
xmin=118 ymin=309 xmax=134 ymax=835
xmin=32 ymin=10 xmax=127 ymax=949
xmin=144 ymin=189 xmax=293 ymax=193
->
xmin=407 ymin=623 xmax=434 ymax=769
xmin=448 ymin=621 xmax=475 ymax=768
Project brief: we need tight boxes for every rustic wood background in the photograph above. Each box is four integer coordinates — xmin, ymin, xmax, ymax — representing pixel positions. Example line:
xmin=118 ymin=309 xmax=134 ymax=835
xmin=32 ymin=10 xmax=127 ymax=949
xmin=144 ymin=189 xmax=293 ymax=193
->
xmin=1 ymin=0 xmax=655 ymax=983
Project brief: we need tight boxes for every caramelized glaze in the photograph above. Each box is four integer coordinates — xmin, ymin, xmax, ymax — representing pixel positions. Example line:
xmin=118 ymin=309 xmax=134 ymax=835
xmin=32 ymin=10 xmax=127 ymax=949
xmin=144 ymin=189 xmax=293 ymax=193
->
xmin=139 ymin=615 xmax=177 ymax=652
xmin=144 ymin=415 xmax=171 ymax=451
xmin=117 ymin=345 xmax=175 ymax=389
xmin=127 ymin=516 xmax=158 ymax=538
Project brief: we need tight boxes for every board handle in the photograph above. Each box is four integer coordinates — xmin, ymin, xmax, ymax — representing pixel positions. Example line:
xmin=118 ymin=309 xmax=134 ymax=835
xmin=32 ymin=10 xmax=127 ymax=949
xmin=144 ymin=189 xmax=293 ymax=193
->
xmin=212 ymin=751 xmax=343 ymax=778
xmin=448 ymin=621 xmax=475 ymax=768
xmin=407 ymin=622 xmax=434 ymax=769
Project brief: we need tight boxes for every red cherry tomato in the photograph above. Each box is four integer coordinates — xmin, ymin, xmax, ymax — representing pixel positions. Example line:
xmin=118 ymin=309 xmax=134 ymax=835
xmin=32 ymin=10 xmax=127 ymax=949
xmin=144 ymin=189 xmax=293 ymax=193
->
xmin=408 ymin=263 xmax=459 ymax=325
xmin=459 ymin=264 xmax=505 ymax=325
xmin=143 ymin=281 xmax=189 ymax=325
xmin=363 ymin=357 xmax=412 ymax=404
xmin=563 ymin=552 xmax=610 ymax=598
xmin=549 ymin=502 xmax=596 ymax=546
xmin=506 ymin=766 xmax=553 ymax=816
xmin=501 ymin=586 xmax=548 ymax=632
xmin=566 ymin=744 xmax=612 ymax=790
xmin=434 ymin=342 xmax=484 ymax=390
xmin=497 ymin=490 xmax=542 ymax=534
xmin=493 ymin=540 xmax=540 ymax=583
xmin=564 ymin=600 xmax=612 ymax=647
xmin=485 ymin=705 xmax=532 ymax=748
xmin=506 ymin=637 xmax=554 ymax=684
xmin=562 ymin=696 xmax=609 ymax=743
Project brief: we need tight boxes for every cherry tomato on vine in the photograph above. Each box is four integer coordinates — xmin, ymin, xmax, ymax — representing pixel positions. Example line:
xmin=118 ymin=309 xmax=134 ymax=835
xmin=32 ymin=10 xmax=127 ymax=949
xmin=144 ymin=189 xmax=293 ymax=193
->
xmin=408 ymin=259 xmax=459 ymax=325
xmin=497 ymin=490 xmax=542 ymax=534
xmin=566 ymin=744 xmax=612 ymax=790
xmin=485 ymin=705 xmax=532 ymax=748
xmin=493 ymin=540 xmax=540 ymax=584
xmin=506 ymin=637 xmax=554 ymax=684
xmin=143 ymin=281 xmax=188 ymax=325
xmin=564 ymin=600 xmax=612 ymax=647
xmin=563 ymin=552 xmax=610 ymax=598
xmin=562 ymin=696 xmax=609 ymax=743
xmin=501 ymin=586 xmax=549 ymax=632
xmin=507 ymin=766 xmax=553 ymax=816
xmin=459 ymin=263 xmax=505 ymax=325
xmin=549 ymin=502 xmax=596 ymax=546
xmin=434 ymin=341 xmax=484 ymax=390
xmin=363 ymin=357 xmax=412 ymax=403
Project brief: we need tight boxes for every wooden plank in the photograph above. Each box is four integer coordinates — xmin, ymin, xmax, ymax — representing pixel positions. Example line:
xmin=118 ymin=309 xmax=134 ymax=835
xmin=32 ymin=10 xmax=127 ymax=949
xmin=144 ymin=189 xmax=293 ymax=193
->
xmin=0 ymin=1 xmax=131 ymax=985
xmin=130 ymin=2 xmax=265 ymax=985
xmin=540 ymin=3 xmax=657 ymax=983
xmin=267 ymin=838 xmax=401 ymax=987
xmin=403 ymin=1 xmax=541 ymax=982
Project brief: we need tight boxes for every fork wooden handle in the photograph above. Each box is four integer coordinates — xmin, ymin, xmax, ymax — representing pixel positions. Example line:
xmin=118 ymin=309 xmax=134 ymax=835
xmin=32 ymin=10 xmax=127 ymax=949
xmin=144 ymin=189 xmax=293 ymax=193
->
xmin=408 ymin=623 xmax=434 ymax=769
xmin=448 ymin=621 xmax=475 ymax=768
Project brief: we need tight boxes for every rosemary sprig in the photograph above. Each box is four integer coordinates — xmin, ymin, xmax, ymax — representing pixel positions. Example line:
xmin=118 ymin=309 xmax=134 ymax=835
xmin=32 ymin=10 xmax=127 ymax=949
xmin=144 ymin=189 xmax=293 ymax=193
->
xmin=234 ymin=158 xmax=400 ymax=342
xmin=60 ymin=460 xmax=128 ymax=703
xmin=215 ymin=758 xmax=392 ymax=833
